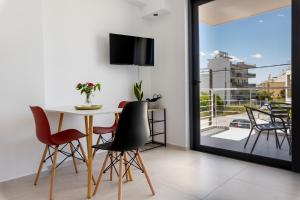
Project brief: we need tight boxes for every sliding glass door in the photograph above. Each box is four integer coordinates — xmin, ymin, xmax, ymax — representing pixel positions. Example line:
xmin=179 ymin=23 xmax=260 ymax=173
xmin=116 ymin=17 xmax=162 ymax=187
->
xmin=189 ymin=0 xmax=300 ymax=170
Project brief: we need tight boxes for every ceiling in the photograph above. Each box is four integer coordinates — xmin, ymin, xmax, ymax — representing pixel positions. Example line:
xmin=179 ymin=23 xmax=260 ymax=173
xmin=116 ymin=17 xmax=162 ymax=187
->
xmin=198 ymin=0 xmax=291 ymax=26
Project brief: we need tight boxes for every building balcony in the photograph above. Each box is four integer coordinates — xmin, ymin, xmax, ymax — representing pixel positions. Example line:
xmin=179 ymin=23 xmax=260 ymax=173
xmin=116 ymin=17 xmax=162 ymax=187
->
xmin=231 ymin=72 xmax=256 ymax=78
xmin=231 ymin=82 xmax=256 ymax=88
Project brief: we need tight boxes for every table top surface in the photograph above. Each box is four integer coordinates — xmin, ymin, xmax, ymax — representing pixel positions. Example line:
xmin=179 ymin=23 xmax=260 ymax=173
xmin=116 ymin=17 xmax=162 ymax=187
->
xmin=45 ymin=106 xmax=166 ymax=116
xmin=45 ymin=106 xmax=122 ymax=116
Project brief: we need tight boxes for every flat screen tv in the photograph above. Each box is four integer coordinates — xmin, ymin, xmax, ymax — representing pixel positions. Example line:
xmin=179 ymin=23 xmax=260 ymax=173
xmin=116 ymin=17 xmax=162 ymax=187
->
xmin=109 ymin=33 xmax=154 ymax=66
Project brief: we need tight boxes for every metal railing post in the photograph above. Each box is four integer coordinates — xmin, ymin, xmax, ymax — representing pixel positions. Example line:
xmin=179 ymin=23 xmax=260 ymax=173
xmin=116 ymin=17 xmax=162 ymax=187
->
xmin=250 ymin=89 xmax=252 ymax=105
xmin=208 ymin=69 xmax=213 ymax=126
xmin=214 ymin=90 xmax=217 ymax=126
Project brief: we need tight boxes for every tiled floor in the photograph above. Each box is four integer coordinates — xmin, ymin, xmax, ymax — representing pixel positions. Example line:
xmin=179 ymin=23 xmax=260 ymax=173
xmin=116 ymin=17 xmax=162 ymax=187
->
xmin=202 ymin=130 xmax=291 ymax=161
xmin=1 ymin=147 xmax=300 ymax=200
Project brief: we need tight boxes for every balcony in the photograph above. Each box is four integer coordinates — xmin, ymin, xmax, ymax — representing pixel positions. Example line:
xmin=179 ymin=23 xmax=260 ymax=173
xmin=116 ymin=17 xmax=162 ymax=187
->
xmin=200 ymin=87 xmax=291 ymax=161
xmin=231 ymin=72 xmax=256 ymax=78
xmin=231 ymin=81 xmax=256 ymax=88
xmin=231 ymin=72 xmax=256 ymax=79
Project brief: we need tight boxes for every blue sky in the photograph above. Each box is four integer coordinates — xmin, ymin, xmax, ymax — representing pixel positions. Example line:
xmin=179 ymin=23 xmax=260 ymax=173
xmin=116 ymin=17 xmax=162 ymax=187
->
xmin=199 ymin=6 xmax=291 ymax=84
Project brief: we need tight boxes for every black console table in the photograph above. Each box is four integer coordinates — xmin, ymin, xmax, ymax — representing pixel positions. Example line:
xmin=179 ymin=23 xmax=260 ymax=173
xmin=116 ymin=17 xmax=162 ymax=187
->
xmin=142 ymin=108 xmax=167 ymax=151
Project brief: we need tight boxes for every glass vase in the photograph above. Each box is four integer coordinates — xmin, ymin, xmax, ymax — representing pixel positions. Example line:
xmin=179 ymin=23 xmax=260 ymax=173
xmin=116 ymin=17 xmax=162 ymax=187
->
xmin=85 ymin=93 xmax=92 ymax=105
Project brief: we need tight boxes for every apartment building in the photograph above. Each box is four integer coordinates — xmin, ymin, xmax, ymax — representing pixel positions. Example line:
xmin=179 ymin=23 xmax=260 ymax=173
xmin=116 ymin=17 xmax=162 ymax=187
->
xmin=200 ymin=51 xmax=256 ymax=103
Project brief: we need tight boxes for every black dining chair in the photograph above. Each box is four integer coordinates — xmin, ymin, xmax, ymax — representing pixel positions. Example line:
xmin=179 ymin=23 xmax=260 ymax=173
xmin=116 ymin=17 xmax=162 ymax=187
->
xmin=268 ymin=102 xmax=292 ymax=149
xmin=92 ymin=101 xmax=155 ymax=200
xmin=244 ymin=106 xmax=290 ymax=154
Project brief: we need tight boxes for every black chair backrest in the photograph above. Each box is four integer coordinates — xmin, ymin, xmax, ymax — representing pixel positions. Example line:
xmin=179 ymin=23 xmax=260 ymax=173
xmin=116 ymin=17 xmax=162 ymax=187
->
xmin=269 ymin=102 xmax=291 ymax=122
xmin=111 ymin=101 xmax=149 ymax=151
xmin=245 ymin=106 xmax=257 ymax=126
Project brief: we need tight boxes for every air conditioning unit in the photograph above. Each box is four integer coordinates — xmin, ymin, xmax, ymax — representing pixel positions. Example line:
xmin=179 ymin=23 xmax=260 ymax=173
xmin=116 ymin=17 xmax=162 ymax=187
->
xmin=142 ymin=0 xmax=170 ymax=20
xmin=125 ymin=0 xmax=170 ymax=20
xmin=125 ymin=0 xmax=146 ymax=7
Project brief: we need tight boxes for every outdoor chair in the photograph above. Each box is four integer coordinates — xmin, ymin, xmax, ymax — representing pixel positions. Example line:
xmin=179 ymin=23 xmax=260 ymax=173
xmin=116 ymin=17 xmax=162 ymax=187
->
xmin=244 ymin=106 xmax=291 ymax=154
xmin=268 ymin=102 xmax=292 ymax=149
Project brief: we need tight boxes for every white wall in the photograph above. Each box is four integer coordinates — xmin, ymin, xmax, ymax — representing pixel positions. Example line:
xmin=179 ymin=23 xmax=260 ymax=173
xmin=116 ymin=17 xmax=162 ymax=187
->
xmin=42 ymin=0 xmax=154 ymax=151
xmin=43 ymin=0 xmax=152 ymax=109
xmin=145 ymin=0 xmax=189 ymax=147
xmin=0 ymin=0 xmax=189 ymax=182
xmin=0 ymin=0 xmax=45 ymax=181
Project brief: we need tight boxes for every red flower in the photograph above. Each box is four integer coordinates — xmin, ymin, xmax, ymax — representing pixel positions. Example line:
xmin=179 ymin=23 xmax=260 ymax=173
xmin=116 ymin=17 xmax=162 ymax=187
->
xmin=88 ymin=83 xmax=94 ymax=87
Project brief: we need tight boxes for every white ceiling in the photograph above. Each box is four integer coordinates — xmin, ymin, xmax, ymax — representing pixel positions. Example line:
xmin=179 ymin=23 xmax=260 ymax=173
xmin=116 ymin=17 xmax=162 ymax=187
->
xmin=198 ymin=0 xmax=291 ymax=26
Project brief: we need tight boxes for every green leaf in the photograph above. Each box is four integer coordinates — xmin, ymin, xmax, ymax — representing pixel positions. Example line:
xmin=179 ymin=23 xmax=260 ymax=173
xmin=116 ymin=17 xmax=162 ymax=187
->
xmin=140 ymin=92 xmax=144 ymax=101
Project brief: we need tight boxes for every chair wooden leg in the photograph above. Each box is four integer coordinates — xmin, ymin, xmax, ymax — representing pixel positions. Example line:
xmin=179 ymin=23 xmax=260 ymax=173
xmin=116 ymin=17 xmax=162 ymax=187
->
xmin=34 ymin=145 xmax=49 ymax=186
xmin=78 ymin=141 xmax=96 ymax=185
xmin=118 ymin=153 xmax=124 ymax=200
xmin=69 ymin=143 xmax=78 ymax=174
xmin=136 ymin=151 xmax=155 ymax=195
xmin=49 ymin=146 xmax=59 ymax=200
xmin=125 ymin=152 xmax=133 ymax=181
xmin=93 ymin=152 xmax=110 ymax=196
xmin=92 ymin=135 xmax=101 ymax=159
xmin=124 ymin=153 xmax=129 ymax=182
xmin=109 ymin=153 xmax=113 ymax=181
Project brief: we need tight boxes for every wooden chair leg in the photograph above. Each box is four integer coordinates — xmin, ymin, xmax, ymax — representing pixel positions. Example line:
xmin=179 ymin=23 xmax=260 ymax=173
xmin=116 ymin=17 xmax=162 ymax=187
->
xmin=78 ymin=141 xmax=96 ymax=185
xmin=49 ymin=146 xmax=59 ymax=200
xmin=125 ymin=152 xmax=133 ymax=181
xmin=34 ymin=145 xmax=49 ymax=186
xmin=93 ymin=152 xmax=110 ymax=196
xmin=92 ymin=135 xmax=102 ymax=159
xmin=124 ymin=153 xmax=129 ymax=182
xmin=136 ymin=151 xmax=155 ymax=195
xmin=69 ymin=143 xmax=78 ymax=174
xmin=118 ymin=153 xmax=124 ymax=200
xmin=109 ymin=153 xmax=113 ymax=181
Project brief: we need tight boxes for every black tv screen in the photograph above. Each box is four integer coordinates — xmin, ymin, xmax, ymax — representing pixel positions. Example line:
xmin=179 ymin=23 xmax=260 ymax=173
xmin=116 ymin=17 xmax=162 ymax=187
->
xmin=109 ymin=33 xmax=154 ymax=66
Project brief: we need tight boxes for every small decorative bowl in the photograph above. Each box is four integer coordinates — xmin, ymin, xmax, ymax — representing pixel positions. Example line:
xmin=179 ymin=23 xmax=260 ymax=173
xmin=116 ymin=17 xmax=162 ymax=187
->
xmin=74 ymin=105 xmax=103 ymax=110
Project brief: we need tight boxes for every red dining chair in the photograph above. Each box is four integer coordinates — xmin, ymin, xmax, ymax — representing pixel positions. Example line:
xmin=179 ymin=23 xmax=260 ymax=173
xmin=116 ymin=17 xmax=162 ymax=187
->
xmin=92 ymin=101 xmax=127 ymax=157
xmin=30 ymin=106 xmax=88 ymax=200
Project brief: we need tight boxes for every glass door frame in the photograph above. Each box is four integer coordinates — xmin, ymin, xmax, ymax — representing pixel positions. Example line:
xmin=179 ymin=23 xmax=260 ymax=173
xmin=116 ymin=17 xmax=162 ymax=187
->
xmin=188 ymin=0 xmax=300 ymax=171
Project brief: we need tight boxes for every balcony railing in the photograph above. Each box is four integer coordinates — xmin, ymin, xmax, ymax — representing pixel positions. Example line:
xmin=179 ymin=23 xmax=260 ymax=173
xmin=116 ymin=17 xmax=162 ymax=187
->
xmin=199 ymin=87 xmax=291 ymax=129
xmin=231 ymin=82 xmax=256 ymax=88
xmin=231 ymin=72 xmax=256 ymax=78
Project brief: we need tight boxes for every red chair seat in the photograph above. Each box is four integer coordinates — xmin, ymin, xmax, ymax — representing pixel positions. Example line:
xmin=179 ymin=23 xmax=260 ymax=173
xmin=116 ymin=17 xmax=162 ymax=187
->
xmin=93 ymin=126 xmax=117 ymax=135
xmin=51 ymin=129 xmax=86 ymax=145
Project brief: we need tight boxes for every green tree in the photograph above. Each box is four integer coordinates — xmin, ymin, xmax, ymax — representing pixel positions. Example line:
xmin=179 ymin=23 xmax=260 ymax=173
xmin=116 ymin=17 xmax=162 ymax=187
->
xmin=256 ymin=90 xmax=273 ymax=101
xmin=279 ymin=89 xmax=286 ymax=99
xmin=200 ymin=92 xmax=224 ymax=112
xmin=200 ymin=92 xmax=209 ymax=112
